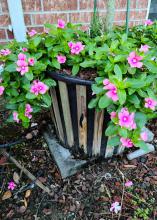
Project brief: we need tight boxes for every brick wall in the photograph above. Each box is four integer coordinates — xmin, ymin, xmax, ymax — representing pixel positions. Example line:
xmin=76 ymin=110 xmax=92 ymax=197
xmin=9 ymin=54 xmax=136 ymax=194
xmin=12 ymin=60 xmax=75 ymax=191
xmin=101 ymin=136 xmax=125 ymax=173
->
xmin=0 ymin=0 xmax=149 ymax=44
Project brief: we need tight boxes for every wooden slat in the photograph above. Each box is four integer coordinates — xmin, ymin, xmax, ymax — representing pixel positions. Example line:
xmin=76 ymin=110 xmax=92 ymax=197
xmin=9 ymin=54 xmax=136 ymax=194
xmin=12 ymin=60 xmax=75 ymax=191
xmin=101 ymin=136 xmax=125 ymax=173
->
xmin=50 ymin=88 xmax=64 ymax=143
xmin=92 ymin=110 xmax=104 ymax=156
xmin=117 ymin=145 xmax=125 ymax=155
xmin=105 ymin=137 xmax=114 ymax=158
xmin=58 ymin=81 xmax=74 ymax=147
xmin=76 ymin=85 xmax=87 ymax=154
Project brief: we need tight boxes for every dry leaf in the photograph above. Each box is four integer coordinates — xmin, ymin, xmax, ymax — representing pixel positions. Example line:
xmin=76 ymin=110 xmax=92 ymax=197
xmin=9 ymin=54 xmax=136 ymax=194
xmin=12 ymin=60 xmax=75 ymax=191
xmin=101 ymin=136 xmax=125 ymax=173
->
xmin=25 ymin=189 xmax=31 ymax=198
xmin=2 ymin=190 xmax=12 ymax=200
xmin=123 ymin=164 xmax=137 ymax=168
xmin=13 ymin=172 xmax=20 ymax=184
xmin=24 ymin=198 xmax=28 ymax=208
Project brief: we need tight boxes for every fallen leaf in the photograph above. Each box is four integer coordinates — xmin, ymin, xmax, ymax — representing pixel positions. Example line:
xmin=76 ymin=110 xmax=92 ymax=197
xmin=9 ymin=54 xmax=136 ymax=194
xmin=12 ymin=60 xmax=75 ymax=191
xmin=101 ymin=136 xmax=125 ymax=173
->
xmin=13 ymin=172 xmax=20 ymax=184
xmin=6 ymin=209 xmax=14 ymax=218
xmin=0 ymin=156 xmax=7 ymax=165
xmin=24 ymin=198 xmax=28 ymax=208
xmin=123 ymin=164 xmax=137 ymax=168
xmin=42 ymin=208 xmax=52 ymax=215
xmin=17 ymin=206 xmax=26 ymax=213
xmin=25 ymin=189 xmax=31 ymax=198
xmin=2 ymin=190 xmax=12 ymax=200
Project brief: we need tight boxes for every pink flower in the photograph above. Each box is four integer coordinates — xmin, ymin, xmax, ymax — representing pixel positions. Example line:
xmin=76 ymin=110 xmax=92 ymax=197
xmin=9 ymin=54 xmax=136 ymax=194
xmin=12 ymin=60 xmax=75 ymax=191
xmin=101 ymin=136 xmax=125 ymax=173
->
xmin=69 ymin=42 xmax=85 ymax=55
xmin=8 ymin=181 xmax=16 ymax=190
xmin=120 ymin=137 xmax=133 ymax=148
xmin=0 ymin=86 xmax=4 ymax=96
xmin=110 ymin=202 xmax=121 ymax=214
xmin=22 ymin=48 xmax=28 ymax=52
xmin=0 ymin=78 xmax=3 ymax=83
xmin=25 ymin=104 xmax=33 ymax=119
xmin=125 ymin=180 xmax=133 ymax=187
xmin=139 ymin=45 xmax=150 ymax=53
xmin=140 ymin=131 xmax=148 ymax=141
xmin=28 ymin=57 xmax=35 ymax=66
xmin=0 ymin=49 xmax=11 ymax=56
xmin=57 ymin=19 xmax=65 ymax=29
xmin=127 ymin=51 xmax=143 ymax=68
xmin=145 ymin=98 xmax=157 ymax=110
xmin=13 ymin=111 xmax=19 ymax=123
xmin=16 ymin=60 xmax=29 ymax=75
xmin=18 ymin=53 xmax=26 ymax=61
xmin=103 ymin=79 xmax=110 ymax=86
xmin=68 ymin=41 xmax=74 ymax=49
xmin=106 ymin=86 xmax=118 ymax=102
xmin=110 ymin=111 xmax=117 ymax=119
xmin=30 ymin=80 xmax=48 ymax=96
xmin=57 ymin=55 xmax=66 ymax=64
xmin=145 ymin=19 xmax=154 ymax=26
xmin=118 ymin=108 xmax=136 ymax=129
xmin=37 ymin=81 xmax=48 ymax=94
xmin=28 ymin=29 xmax=37 ymax=37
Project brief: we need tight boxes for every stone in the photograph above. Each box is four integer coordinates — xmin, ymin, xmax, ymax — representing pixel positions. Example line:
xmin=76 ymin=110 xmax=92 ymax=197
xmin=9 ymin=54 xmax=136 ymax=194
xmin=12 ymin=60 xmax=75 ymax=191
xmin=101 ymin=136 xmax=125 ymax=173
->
xmin=43 ymin=129 xmax=87 ymax=179
xmin=142 ymin=127 xmax=154 ymax=142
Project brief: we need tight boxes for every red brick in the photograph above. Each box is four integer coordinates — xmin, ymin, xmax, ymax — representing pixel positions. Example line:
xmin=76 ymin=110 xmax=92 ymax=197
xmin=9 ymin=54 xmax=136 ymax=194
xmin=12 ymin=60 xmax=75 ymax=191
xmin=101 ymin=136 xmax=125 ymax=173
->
xmin=27 ymin=26 xmax=44 ymax=33
xmin=130 ymin=10 xmax=147 ymax=20
xmin=70 ymin=12 xmax=92 ymax=23
xmin=24 ymin=15 xmax=32 ymax=25
xmin=1 ymin=0 xmax=9 ymax=12
xmin=80 ymin=0 xmax=106 ymax=10
xmin=0 ymin=15 xmax=10 ymax=26
xmin=0 ymin=29 xmax=6 ymax=39
xmin=32 ymin=13 xmax=67 ymax=25
xmin=7 ymin=30 xmax=14 ymax=39
xmin=115 ymin=0 xmax=136 ymax=9
xmin=21 ymin=0 xmax=41 ymax=12
xmin=136 ymin=0 xmax=148 ymax=8
xmin=0 ymin=41 xmax=7 ymax=45
xmin=114 ymin=11 xmax=126 ymax=21
xmin=43 ymin=0 xmax=77 ymax=11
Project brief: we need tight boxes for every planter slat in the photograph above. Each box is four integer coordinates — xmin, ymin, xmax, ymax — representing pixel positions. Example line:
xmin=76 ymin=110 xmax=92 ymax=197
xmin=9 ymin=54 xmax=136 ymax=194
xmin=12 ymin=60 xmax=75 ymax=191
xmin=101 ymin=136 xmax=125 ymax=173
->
xmin=117 ymin=145 xmax=125 ymax=155
xmin=58 ymin=81 xmax=74 ymax=147
xmin=50 ymin=88 xmax=64 ymax=143
xmin=76 ymin=85 xmax=87 ymax=154
xmin=92 ymin=110 xmax=104 ymax=156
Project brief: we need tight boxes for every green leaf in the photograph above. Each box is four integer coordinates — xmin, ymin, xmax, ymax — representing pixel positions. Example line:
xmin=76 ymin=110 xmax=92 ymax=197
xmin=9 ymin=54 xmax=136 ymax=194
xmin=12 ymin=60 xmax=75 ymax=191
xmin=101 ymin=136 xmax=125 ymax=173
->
xmin=5 ymin=103 xmax=17 ymax=110
xmin=144 ymin=60 xmax=157 ymax=73
xmin=135 ymin=112 xmax=147 ymax=128
xmin=5 ymin=63 xmax=16 ymax=72
xmin=80 ymin=60 xmax=96 ymax=68
xmin=32 ymin=36 xmax=42 ymax=47
xmin=105 ymin=124 xmax=118 ymax=136
xmin=114 ymin=55 xmax=126 ymax=63
xmin=134 ymin=141 xmax=149 ymax=151
xmin=43 ymin=78 xmax=56 ymax=87
xmin=51 ymin=59 xmax=60 ymax=69
xmin=128 ymin=94 xmax=140 ymax=106
xmin=114 ymin=64 xmax=122 ymax=80
xmin=25 ymin=72 xmax=33 ymax=81
xmin=92 ymin=84 xmax=104 ymax=94
xmin=126 ymin=79 xmax=146 ymax=89
xmin=26 ymin=92 xmax=36 ymax=99
xmin=98 ymin=95 xmax=112 ymax=109
xmin=117 ymin=89 xmax=126 ymax=105
xmin=88 ymin=97 xmax=99 ymax=109
xmin=118 ymin=127 xmax=127 ymax=138
xmin=110 ymin=40 xmax=119 ymax=50
xmin=107 ymin=136 xmax=120 ymax=147
xmin=72 ymin=64 xmax=80 ymax=75
xmin=42 ymin=93 xmax=52 ymax=107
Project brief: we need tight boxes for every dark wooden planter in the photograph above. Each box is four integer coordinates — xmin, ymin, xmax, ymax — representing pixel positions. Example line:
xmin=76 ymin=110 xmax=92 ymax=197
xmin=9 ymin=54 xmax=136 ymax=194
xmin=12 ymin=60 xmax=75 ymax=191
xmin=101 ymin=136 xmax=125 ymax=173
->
xmin=48 ymin=71 xmax=116 ymax=158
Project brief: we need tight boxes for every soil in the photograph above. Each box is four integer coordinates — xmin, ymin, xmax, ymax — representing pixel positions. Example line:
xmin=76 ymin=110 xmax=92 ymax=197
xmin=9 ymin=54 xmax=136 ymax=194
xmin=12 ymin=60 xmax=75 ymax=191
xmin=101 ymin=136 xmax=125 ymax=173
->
xmin=0 ymin=118 xmax=157 ymax=220
xmin=59 ymin=68 xmax=97 ymax=81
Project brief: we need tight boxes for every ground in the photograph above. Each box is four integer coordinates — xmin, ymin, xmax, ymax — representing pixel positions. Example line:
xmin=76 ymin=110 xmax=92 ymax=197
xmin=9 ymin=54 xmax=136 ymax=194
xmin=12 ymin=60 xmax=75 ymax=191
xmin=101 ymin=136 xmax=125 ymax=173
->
xmin=0 ymin=120 xmax=157 ymax=220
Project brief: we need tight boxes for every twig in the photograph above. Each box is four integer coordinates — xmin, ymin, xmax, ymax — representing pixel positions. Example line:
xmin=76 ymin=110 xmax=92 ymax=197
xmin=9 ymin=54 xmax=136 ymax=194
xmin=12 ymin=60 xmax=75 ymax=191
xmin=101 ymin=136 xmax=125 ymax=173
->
xmin=35 ymin=193 xmax=46 ymax=218
xmin=1 ymin=150 xmax=51 ymax=195
xmin=116 ymin=168 xmax=125 ymax=220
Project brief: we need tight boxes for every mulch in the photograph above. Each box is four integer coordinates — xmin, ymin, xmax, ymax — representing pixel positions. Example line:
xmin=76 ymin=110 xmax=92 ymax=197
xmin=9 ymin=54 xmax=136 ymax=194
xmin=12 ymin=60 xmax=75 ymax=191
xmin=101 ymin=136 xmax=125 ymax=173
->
xmin=0 ymin=119 xmax=157 ymax=220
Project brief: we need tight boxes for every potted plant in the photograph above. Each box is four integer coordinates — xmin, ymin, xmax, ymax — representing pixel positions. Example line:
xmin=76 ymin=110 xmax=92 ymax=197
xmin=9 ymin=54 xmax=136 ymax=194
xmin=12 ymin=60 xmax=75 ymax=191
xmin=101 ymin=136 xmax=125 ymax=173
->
xmin=0 ymin=19 xmax=157 ymax=158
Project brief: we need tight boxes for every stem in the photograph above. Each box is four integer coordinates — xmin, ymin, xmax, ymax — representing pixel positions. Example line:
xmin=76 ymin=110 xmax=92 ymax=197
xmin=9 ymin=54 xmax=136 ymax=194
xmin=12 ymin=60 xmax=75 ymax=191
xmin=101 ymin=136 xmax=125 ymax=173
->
xmin=126 ymin=0 xmax=130 ymax=36
xmin=104 ymin=0 xmax=115 ymax=32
